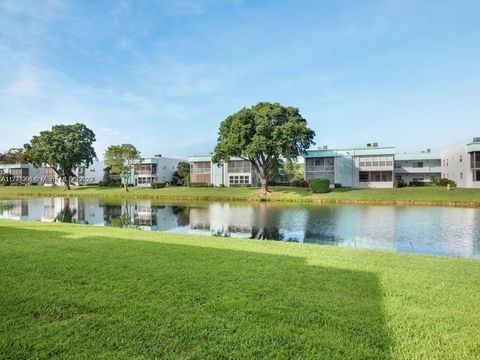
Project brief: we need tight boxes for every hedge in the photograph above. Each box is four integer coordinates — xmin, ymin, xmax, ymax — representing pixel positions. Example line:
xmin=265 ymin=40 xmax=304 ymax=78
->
xmin=188 ymin=182 xmax=213 ymax=188
xmin=309 ymin=178 xmax=330 ymax=193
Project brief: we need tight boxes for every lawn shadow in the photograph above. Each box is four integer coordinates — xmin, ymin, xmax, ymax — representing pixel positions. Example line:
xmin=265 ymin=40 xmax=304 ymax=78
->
xmin=0 ymin=225 xmax=393 ymax=359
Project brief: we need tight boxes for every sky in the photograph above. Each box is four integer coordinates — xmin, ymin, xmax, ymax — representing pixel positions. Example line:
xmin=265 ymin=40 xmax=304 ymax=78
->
xmin=1 ymin=0 xmax=479 ymax=159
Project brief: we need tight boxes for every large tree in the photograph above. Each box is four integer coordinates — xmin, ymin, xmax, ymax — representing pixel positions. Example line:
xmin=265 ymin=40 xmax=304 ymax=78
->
xmin=24 ymin=123 xmax=97 ymax=191
xmin=213 ymin=102 xmax=315 ymax=195
xmin=104 ymin=144 xmax=141 ymax=192
xmin=0 ymin=148 xmax=26 ymax=164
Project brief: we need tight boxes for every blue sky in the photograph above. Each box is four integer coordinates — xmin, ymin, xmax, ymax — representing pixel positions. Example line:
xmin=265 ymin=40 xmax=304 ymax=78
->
xmin=1 ymin=0 xmax=479 ymax=159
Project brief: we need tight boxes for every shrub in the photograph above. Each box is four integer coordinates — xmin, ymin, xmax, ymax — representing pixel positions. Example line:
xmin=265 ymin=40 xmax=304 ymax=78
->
xmin=151 ymin=182 xmax=165 ymax=189
xmin=334 ymin=183 xmax=342 ymax=189
xmin=309 ymin=178 xmax=330 ymax=193
xmin=394 ymin=179 xmax=407 ymax=188
xmin=229 ymin=184 xmax=251 ymax=188
xmin=432 ymin=178 xmax=457 ymax=187
xmin=408 ymin=181 xmax=432 ymax=187
xmin=189 ymin=182 xmax=211 ymax=188
xmin=291 ymin=179 xmax=309 ymax=187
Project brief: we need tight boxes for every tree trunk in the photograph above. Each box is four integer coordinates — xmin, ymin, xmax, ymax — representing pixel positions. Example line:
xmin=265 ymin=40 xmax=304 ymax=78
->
xmin=63 ymin=180 xmax=71 ymax=191
xmin=124 ymin=182 xmax=129 ymax=192
xmin=259 ymin=176 xmax=269 ymax=195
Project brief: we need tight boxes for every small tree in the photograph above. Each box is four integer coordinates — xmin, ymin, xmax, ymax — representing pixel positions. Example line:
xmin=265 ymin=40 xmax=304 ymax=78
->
xmin=104 ymin=144 xmax=141 ymax=192
xmin=24 ymin=123 xmax=97 ymax=191
xmin=213 ymin=102 xmax=315 ymax=195
xmin=177 ymin=162 xmax=190 ymax=179
xmin=283 ymin=158 xmax=304 ymax=183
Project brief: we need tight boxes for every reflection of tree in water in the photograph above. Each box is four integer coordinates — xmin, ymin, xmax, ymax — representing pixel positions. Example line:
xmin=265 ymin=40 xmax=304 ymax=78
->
xmin=54 ymin=198 xmax=77 ymax=223
xmin=171 ymin=206 xmax=190 ymax=227
xmin=250 ymin=204 xmax=283 ymax=241
xmin=101 ymin=203 xmax=133 ymax=228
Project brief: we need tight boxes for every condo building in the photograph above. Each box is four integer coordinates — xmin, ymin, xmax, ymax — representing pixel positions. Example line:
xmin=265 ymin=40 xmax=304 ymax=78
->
xmin=440 ymin=138 xmax=480 ymax=188
xmin=132 ymin=156 xmax=184 ymax=186
xmin=394 ymin=151 xmax=442 ymax=183
xmin=0 ymin=161 xmax=104 ymax=186
xmin=304 ymin=144 xmax=395 ymax=188
xmin=188 ymin=155 xmax=258 ymax=187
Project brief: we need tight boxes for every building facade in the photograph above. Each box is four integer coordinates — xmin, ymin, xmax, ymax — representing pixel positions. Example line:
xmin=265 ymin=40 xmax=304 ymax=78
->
xmin=440 ymin=139 xmax=480 ymax=188
xmin=304 ymin=145 xmax=396 ymax=188
xmin=132 ymin=156 xmax=184 ymax=186
xmin=188 ymin=155 xmax=258 ymax=187
xmin=394 ymin=152 xmax=442 ymax=184
xmin=303 ymin=138 xmax=480 ymax=189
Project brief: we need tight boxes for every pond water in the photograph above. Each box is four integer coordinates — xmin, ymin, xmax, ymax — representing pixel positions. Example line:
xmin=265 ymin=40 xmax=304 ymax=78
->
xmin=1 ymin=197 xmax=480 ymax=259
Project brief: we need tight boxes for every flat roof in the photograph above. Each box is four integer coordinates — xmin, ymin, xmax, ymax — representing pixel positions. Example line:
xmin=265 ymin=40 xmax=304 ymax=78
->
xmin=395 ymin=153 xmax=441 ymax=161
xmin=304 ymin=147 xmax=396 ymax=157
xmin=466 ymin=143 xmax=480 ymax=153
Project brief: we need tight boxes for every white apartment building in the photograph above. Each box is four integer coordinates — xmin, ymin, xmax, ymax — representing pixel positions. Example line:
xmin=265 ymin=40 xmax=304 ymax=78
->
xmin=188 ymin=155 xmax=258 ymax=187
xmin=132 ymin=156 xmax=184 ymax=186
xmin=394 ymin=152 xmax=442 ymax=183
xmin=440 ymin=138 xmax=480 ymax=188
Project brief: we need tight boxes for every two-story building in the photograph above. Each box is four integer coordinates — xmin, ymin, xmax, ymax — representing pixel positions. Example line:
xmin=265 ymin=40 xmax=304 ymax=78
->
xmin=394 ymin=151 xmax=442 ymax=183
xmin=304 ymin=144 xmax=396 ymax=188
xmin=188 ymin=155 xmax=258 ymax=187
xmin=133 ymin=156 xmax=184 ymax=186
xmin=440 ymin=138 xmax=480 ymax=188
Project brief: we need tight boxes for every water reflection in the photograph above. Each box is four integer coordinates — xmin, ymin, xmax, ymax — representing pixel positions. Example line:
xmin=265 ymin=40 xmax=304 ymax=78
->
xmin=1 ymin=197 xmax=479 ymax=259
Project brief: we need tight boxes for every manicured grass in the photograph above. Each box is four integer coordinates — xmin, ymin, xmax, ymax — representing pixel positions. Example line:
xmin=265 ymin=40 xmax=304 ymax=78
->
xmin=1 ymin=185 xmax=480 ymax=207
xmin=1 ymin=220 xmax=479 ymax=359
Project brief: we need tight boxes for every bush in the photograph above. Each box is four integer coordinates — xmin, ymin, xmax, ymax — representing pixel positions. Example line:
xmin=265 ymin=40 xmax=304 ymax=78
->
xmin=309 ymin=178 xmax=330 ymax=193
xmin=229 ymin=184 xmax=251 ymax=188
xmin=334 ymin=183 xmax=342 ymax=189
xmin=151 ymin=182 xmax=165 ymax=189
xmin=408 ymin=181 xmax=432 ymax=187
xmin=394 ymin=179 xmax=407 ymax=188
xmin=188 ymin=182 xmax=211 ymax=188
xmin=291 ymin=179 xmax=309 ymax=187
xmin=432 ymin=178 xmax=457 ymax=188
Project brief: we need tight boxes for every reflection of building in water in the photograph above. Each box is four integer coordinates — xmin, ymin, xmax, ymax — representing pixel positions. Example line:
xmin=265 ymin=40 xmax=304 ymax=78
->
xmin=0 ymin=199 xmax=29 ymax=220
xmin=132 ymin=201 xmax=158 ymax=230
xmin=188 ymin=203 xmax=255 ymax=238
xmin=392 ymin=207 xmax=480 ymax=258
xmin=304 ymin=206 xmax=397 ymax=251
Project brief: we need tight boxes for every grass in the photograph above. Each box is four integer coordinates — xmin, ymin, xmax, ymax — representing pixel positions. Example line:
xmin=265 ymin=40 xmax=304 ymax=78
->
xmin=1 ymin=185 xmax=480 ymax=207
xmin=1 ymin=220 xmax=479 ymax=359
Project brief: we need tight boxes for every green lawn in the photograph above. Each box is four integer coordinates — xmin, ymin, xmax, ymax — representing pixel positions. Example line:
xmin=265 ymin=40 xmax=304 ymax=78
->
xmin=1 ymin=185 xmax=480 ymax=206
xmin=1 ymin=220 xmax=479 ymax=359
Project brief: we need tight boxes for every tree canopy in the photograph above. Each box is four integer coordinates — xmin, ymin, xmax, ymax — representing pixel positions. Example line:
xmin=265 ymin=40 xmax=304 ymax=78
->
xmin=213 ymin=102 xmax=315 ymax=194
xmin=24 ymin=123 xmax=97 ymax=190
xmin=104 ymin=144 xmax=141 ymax=191
xmin=0 ymin=148 xmax=26 ymax=164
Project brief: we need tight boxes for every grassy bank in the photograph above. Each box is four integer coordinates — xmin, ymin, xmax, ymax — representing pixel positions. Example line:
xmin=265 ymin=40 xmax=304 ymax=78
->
xmin=1 ymin=220 xmax=479 ymax=359
xmin=1 ymin=185 xmax=480 ymax=207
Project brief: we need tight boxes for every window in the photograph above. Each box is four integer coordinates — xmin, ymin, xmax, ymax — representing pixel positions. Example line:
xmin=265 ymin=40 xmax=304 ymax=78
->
xmin=395 ymin=162 xmax=401 ymax=168
xmin=460 ymin=173 xmax=463 ymax=180
xmin=475 ymin=170 xmax=480 ymax=182
xmin=413 ymin=162 xmax=424 ymax=168
xmin=459 ymin=155 xmax=463 ymax=163
xmin=229 ymin=175 xmax=250 ymax=185
xmin=228 ymin=160 xmax=251 ymax=173
xmin=359 ymin=172 xmax=369 ymax=182
xmin=395 ymin=174 xmax=402 ymax=180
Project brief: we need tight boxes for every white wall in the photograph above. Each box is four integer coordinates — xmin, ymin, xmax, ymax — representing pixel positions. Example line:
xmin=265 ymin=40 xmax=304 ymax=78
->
xmin=440 ymin=145 xmax=469 ymax=188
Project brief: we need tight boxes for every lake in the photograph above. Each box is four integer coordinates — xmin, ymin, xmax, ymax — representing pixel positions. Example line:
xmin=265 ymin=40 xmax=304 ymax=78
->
xmin=1 ymin=197 xmax=479 ymax=259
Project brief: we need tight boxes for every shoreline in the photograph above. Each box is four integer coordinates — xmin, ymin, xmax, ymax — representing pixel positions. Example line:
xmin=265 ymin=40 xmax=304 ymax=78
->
xmin=1 ymin=187 xmax=480 ymax=208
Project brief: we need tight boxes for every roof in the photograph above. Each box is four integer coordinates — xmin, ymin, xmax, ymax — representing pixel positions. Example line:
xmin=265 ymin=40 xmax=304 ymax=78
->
xmin=466 ymin=143 xmax=480 ymax=153
xmin=0 ymin=163 xmax=29 ymax=169
xmin=304 ymin=146 xmax=396 ymax=158
xmin=395 ymin=153 xmax=441 ymax=161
